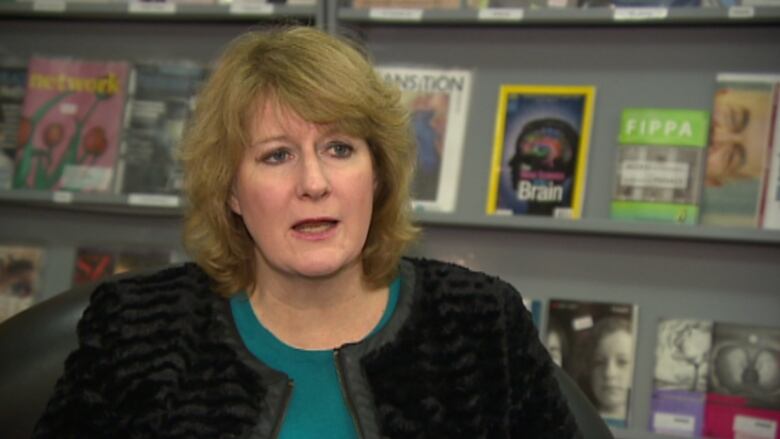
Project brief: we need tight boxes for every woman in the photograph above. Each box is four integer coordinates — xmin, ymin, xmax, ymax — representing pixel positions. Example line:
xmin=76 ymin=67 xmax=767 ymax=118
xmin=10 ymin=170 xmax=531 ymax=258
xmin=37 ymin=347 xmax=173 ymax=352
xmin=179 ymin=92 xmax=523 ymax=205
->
xmin=33 ymin=27 xmax=582 ymax=438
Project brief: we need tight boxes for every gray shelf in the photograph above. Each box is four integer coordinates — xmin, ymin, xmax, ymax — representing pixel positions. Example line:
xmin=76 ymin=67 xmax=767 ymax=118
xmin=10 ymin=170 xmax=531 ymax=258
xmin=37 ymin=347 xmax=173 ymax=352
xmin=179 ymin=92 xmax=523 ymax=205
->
xmin=0 ymin=1 xmax=316 ymax=20
xmin=2 ymin=189 xmax=779 ymax=245
xmin=611 ymin=428 xmax=696 ymax=439
xmin=415 ymin=211 xmax=780 ymax=246
xmin=0 ymin=189 xmax=183 ymax=217
xmin=338 ymin=5 xmax=780 ymax=24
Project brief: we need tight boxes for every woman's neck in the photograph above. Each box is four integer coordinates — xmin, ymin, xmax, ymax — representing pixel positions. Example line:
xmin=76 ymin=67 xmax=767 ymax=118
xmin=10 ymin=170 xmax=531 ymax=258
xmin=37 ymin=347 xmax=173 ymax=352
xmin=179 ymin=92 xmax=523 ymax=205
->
xmin=248 ymin=261 xmax=389 ymax=350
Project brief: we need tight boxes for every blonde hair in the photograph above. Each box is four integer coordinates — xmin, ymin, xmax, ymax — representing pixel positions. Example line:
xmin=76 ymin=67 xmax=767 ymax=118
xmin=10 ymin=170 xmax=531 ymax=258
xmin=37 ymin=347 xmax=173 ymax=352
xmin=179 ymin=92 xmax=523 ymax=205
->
xmin=180 ymin=26 xmax=419 ymax=296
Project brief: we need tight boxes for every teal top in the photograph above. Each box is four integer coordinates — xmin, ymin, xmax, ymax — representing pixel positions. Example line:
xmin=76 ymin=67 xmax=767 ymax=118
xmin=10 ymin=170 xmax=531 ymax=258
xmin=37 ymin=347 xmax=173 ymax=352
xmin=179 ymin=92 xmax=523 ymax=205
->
xmin=230 ymin=277 xmax=401 ymax=439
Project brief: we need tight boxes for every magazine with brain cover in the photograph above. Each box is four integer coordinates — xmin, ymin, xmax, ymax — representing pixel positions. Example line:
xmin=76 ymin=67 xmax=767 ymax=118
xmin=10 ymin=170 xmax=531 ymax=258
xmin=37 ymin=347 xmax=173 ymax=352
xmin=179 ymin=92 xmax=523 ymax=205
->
xmin=377 ymin=66 xmax=472 ymax=213
xmin=546 ymin=298 xmax=638 ymax=428
xmin=0 ymin=244 xmax=45 ymax=323
xmin=610 ymin=108 xmax=711 ymax=225
xmin=700 ymin=74 xmax=780 ymax=228
xmin=116 ymin=59 xmax=207 ymax=196
xmin=651 ymin=318 xmax=714 ymax=437
xmin=0 ymin=60 xmax=27 ymax=190
xmin=486 ymin=85 xmax=595 ymax=219
xmin=13 ymin=56 xmax=130 ymax=193
xmin=703 ymin=322 xmax=780 ymax=439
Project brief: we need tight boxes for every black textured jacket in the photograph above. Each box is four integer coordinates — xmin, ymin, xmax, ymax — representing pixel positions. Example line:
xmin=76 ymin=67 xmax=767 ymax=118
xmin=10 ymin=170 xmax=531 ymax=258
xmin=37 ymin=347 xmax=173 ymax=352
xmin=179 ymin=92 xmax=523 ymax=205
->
xmin=33 ymin=257 xmax=582 ymax=439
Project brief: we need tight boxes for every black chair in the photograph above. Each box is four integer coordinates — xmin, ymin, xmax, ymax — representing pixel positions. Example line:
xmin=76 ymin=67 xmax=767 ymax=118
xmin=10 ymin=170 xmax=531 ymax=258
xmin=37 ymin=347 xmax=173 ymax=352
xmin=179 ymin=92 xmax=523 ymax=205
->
xmin=0 ymin=276 xmax=614 ymax=439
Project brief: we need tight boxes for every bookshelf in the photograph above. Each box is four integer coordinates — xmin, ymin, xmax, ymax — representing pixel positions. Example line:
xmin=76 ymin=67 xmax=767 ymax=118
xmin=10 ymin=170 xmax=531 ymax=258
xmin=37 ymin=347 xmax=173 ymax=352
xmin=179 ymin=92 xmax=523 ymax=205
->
xmin=1 ymin=4 xmax=779 ymax=437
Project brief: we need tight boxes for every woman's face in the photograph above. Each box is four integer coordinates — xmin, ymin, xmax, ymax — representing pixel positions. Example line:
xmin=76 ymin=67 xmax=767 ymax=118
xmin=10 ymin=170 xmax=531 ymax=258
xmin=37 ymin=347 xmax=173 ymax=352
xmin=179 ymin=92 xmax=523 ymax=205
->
xmin=230 ymin=99 xmax=375 ymax=281
xmin=591 ymin=329 xmax=633 ymax=416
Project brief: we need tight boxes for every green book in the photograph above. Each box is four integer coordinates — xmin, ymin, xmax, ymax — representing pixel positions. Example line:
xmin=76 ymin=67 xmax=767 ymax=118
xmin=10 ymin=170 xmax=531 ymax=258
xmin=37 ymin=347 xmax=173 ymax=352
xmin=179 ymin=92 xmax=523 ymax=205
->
xmin=610 ymin=108 xmax=710 ymax=225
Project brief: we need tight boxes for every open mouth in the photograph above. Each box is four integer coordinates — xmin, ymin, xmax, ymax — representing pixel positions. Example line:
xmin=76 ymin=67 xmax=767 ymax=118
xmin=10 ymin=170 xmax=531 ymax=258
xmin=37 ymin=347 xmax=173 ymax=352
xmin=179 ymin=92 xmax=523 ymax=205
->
xmin=292 ymin=219 xmax=338 ymax=234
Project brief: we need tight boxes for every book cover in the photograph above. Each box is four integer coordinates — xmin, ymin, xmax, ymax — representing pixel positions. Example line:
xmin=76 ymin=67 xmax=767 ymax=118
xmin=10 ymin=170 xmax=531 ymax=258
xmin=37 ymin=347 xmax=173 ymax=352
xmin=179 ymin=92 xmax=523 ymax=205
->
xmin=487 ymin=85 xmax=595 ymax=219
xmin=377 ymin=66 xmax=472 ymax=213
xmin=651 ymin=318 xmax=714 ymax=437
xmin=522 ymin=296 xmax=543 ymax=329
xmin=73 ymin=246 xmax=172 ymax=285
xmin=72 ymin=247 xmax=115 ymax=285
xmin=546 ymin=298 xmax=638 ymax=427
xmin=0 ymin=61 xmax=27 ymax=190
xmin=704 ymin=322 xmax=780 ymax=439
xmin=611 ymin=108 xmax=710 ymax=225
xmin=761 ymin=86 xmax=780 ymax=230
xmin=700 ymin=74 xmax=779 ymax=228
xmin=0 ymin=244 xmax=45 ymax=322
xmin=116 ymin=60 xmax=206 ymax=196
xmin=13 ymin=56 xmax=130 ymax=193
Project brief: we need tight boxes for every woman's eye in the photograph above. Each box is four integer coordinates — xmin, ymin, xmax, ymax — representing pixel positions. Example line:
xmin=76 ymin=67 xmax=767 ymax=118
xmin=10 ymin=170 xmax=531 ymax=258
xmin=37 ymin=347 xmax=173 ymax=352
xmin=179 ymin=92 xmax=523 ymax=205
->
xmin=260 ymin=148 xmax=291 ymax=164
xmin=328 ymin=141 xmax=354 ymax=158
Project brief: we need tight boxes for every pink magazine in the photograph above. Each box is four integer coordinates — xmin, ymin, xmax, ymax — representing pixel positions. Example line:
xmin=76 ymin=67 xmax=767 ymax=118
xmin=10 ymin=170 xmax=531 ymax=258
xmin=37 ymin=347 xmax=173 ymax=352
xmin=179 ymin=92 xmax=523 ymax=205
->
xmin=13 ymin=56 xmax=129 ymax=192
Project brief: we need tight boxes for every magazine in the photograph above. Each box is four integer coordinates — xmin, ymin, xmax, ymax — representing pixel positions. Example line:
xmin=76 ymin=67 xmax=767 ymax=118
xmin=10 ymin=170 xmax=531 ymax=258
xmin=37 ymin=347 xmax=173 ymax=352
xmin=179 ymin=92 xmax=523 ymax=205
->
xmin=651 ymin=318 xmax=714 ymax=437
xmin=377 ymin=66 xmax=472 ymax=213
xmin=13 ymin=56 xmax=130 ymax=193
xmin=700 ymin=74 xmax=779 ymax=228
xmin=761 ymin=85 xmax=780 ymax=230
xmin=523 ymin=296 xmax=543 ymax=329
xmin=487 ymin=85 xmax=596 ymax=219
xmin=0 ymin=244 xmax=45 ymax=322
xmin=116 ymin=60 xmax=207 ymax=196
xmin=0 ymin=61 xmax=27 ymax=190
xmin=546 ymin=298 xmax=638 ymax=428
xmin=704 ymin=322 xmax=780 ymax=439
xmin=610 ymin=108 xmax=710 ymax=225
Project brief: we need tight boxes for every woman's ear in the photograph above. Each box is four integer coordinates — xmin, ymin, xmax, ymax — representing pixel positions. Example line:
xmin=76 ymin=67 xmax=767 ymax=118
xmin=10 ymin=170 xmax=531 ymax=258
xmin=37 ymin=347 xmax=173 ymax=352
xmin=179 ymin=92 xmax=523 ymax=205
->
xmin=229 ymin=190 xmax=242 ymax=215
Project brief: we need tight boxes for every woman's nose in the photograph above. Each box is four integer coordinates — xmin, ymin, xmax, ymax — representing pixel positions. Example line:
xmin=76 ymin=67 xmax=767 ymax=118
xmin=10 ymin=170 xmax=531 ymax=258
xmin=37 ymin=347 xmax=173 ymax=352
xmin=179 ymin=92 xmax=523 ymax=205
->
xmin=297 ymin=152 xmax=331 ymax=200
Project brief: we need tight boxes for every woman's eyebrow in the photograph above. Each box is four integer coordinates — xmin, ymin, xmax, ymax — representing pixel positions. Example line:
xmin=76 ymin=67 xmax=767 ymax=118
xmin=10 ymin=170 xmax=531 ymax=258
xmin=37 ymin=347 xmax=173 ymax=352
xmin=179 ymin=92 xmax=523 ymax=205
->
xmin=250 ymin=134 xmax=289 ymax=148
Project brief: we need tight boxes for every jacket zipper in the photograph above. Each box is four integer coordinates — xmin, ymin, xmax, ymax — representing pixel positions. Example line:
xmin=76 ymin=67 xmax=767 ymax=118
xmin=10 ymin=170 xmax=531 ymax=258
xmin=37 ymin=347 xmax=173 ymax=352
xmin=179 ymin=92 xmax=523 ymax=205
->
xmin=270 ymin=380 xmax=294 ymax=439
xmin=334 ymin=348 xmax=365 ymax=439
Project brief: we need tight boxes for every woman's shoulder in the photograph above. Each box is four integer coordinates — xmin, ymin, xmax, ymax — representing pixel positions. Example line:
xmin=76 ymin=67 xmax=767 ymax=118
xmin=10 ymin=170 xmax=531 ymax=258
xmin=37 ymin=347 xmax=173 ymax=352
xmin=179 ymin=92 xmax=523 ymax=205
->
xmin=403 ymin=256 xmax=520 ymax=301
xmin=93 ymin=262 xmax=213 ymax=297
xmin=79 ymin=262 xmax=223 ymax=333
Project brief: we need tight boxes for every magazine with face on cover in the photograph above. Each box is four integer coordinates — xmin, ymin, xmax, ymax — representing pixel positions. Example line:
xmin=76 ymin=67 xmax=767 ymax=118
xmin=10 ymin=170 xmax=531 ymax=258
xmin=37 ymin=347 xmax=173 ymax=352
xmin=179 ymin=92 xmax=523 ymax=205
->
xmin=0 ymin=244 xmax=45 ymax=323
xmin=546 ymin=298 xmax=638 ymax=428
xmin=700 ymin=74 xmax=780 ymax=228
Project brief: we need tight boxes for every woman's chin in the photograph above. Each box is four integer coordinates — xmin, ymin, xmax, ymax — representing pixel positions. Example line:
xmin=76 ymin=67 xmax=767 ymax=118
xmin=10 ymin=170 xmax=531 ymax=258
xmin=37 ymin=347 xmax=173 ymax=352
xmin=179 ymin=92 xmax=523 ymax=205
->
xmin=289 ymin=257 xmax=360 ymax=280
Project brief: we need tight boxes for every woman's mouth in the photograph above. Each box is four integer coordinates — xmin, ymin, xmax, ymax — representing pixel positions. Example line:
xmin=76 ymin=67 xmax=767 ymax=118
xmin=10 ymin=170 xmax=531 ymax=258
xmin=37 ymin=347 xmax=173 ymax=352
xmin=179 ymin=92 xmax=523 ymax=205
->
xmin=292 ymin=219 xmax=339 ymax=234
